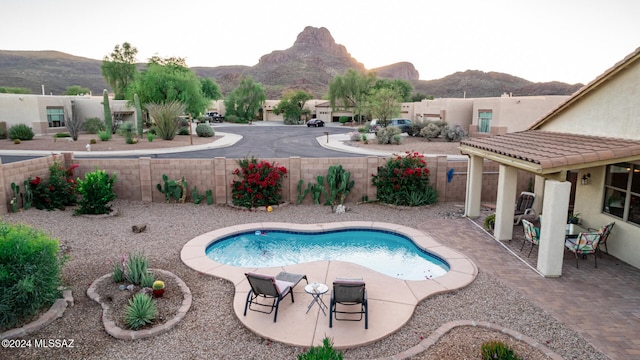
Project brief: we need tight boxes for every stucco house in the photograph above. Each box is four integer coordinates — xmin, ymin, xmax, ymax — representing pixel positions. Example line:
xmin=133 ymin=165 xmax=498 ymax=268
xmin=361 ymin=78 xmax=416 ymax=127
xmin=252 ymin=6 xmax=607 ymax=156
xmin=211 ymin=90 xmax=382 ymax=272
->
xmin=460 ymin=47 xmax=640 ymax=275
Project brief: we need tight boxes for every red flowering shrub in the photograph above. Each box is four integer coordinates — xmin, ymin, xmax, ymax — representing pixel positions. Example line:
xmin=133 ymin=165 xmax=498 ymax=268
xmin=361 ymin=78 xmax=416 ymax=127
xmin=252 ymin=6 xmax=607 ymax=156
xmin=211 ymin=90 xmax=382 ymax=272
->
xmin=29 ymin=161 xmax=78 ymax=210
xmin=371 ymin=151 xmax=438 ymax=206
xmin=231 ymin=157 xmax=287 ymax=209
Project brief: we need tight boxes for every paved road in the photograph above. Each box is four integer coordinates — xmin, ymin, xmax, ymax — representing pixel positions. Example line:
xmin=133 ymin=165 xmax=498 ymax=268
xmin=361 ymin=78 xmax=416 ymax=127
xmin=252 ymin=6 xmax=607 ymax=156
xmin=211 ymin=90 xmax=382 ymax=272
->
xmin=0 ymin=122 xmax=364 ymax=164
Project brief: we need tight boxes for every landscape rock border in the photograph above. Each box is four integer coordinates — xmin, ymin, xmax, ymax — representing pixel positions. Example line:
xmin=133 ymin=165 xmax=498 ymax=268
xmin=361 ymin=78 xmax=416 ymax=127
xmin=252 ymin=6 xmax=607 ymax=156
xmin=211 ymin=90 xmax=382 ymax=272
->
xmin=1 ymin=289 xmax=74 ymax=339
xmin=86 ymin=268 xmax=191 ymax=340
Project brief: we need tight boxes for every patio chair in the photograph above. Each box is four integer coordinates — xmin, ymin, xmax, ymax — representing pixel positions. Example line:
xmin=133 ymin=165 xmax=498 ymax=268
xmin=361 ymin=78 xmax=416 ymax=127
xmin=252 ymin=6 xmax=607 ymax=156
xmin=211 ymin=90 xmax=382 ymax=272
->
xmin=329 ymin=278 xmax=368 ymax=329
xmin=514 ymin=191 xmax=537 ymax=225
xmin=588 ymin=221 xmax=615 ymax=255
xmin=243 ymin=271 xmax=308 ymax=322
xmin=521 ymin=219 xmax=540 ymax=257
xmin=564 ymin=231 xmax=602 ymax=268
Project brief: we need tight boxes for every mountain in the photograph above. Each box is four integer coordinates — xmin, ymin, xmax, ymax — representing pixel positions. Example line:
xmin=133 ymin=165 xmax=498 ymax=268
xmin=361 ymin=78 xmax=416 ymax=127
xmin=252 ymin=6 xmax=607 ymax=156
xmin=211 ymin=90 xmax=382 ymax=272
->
xmin=0 ymin=27 xmax=582 ymax=98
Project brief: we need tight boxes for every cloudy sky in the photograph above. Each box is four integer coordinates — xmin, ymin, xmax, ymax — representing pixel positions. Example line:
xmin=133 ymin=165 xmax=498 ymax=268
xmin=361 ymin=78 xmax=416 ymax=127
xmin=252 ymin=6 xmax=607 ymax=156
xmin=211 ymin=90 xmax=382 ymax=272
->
xmin=2 ymin=0 xmax=638 ymax=85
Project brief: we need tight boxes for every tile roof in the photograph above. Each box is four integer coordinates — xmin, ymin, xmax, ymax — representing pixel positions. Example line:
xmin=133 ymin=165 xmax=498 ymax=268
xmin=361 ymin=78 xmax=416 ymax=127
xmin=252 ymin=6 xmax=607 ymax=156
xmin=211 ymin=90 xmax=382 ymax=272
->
xmin=459 ymin=130 xmax=640 ymax=172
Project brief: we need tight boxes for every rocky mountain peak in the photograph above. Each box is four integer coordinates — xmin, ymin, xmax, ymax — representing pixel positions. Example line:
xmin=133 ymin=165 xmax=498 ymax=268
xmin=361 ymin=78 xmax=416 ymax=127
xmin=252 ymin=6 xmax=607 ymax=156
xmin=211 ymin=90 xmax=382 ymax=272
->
xmin=292 ymin=26 xmax=346 ymax=56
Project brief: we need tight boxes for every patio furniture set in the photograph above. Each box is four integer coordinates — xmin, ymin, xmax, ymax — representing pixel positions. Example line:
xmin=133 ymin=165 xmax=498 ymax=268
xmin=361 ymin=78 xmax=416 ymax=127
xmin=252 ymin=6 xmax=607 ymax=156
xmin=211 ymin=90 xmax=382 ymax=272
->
xmin=243 ymin=271 xmax=368 ymax=329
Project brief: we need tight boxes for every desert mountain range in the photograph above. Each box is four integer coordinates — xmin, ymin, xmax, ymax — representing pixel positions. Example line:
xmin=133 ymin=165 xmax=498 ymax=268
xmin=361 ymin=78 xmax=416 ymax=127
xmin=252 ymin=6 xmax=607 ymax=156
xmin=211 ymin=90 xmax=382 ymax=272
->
xmin=0 ymin=26 xmax=583 ymax=99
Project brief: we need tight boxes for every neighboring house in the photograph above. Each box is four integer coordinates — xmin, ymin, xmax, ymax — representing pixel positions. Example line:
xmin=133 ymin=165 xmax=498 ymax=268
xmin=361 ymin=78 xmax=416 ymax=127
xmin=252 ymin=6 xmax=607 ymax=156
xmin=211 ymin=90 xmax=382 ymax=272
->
xmin=460 ymin=47 xmax=640 ymax=275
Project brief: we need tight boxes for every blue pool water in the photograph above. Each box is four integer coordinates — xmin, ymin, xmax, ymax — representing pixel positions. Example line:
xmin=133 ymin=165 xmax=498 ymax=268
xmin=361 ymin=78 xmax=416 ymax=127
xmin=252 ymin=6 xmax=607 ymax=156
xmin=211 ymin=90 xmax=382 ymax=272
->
xmin=205 ymin=229 xmax=450 ymax=280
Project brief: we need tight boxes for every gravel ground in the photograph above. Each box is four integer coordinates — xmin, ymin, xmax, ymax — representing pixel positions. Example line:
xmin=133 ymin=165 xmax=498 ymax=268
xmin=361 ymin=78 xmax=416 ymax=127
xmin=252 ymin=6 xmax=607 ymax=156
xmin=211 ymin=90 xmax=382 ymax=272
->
xmin=0 ymin=201 xmax=607 ymax=360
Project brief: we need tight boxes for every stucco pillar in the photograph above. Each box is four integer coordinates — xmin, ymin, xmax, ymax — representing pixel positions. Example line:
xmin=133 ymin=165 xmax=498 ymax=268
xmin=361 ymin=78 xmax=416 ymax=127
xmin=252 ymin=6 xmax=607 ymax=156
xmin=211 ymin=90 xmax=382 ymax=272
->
xmin=537 ymin=180 xmax=571 ymax=277
xmin=533 ymin=175 xmax=545 ymax=216
xmin=464 ymin=155 xmax=483 ymax=217
xmin=494 ymin=164 xmax=518 ymax=241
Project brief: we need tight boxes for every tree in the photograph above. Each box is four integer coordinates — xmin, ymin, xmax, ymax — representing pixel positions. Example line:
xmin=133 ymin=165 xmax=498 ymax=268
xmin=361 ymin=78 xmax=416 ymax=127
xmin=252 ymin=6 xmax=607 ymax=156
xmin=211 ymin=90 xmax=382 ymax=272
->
xmin=367 ymin=88 xmax=402 ymax=126
xmin=224 ymin=76 xmax=266 ymax=123
xmin=64 ymin=85 xmax=90 ymax=96
xmin=101 ymin=42 xmax=138 ymax=100
xmin=127 ymin=56 xmax=208 ymax=116
xmin=272 ymin=90 xmax=313 ymax=124
xmin=372 ymin=79 xmax=413 ymax=102
xmin=0 ymin=86 xmax=31 ymax=94
xmin=200 ymin=77 xmax=222 ymax=101
xmin=410 ymin=92 xmax=433 ymax=102
xmin=328 ymin=69 xmax=376 ymax=124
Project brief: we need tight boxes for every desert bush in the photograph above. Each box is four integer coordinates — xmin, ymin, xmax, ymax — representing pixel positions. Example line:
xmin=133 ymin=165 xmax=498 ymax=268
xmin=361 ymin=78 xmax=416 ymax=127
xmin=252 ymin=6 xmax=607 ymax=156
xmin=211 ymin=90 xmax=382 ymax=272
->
xmin=8 ymin=124 xmax=34 ymax=140
xmin=349 ymin=131 xmax=361 ymax=141
xmin=231 ymin=157 xmax=287 ymax=209
xmin=53 ymin=132 xmax=71 ymax=138
xmin=146 ymin=101 xmax=185 ymax=140
xmin=419 ymin=122 xmax=443 ymax=140
xmin=371 ymin=151 xmax=438 ymax=206
xmin=98 ymin=130 xmax=111 ymax=141
xmin=195 ymin=123 xmax=215 ymax=137
xmin=298 ymin=337 xmax=343 ymax=360
xmin=117 ymin=121 xmax=136 ymax=143
xmin=481 ymin=340 xmax=523 ymax=360
xmin=29 ymin=161 xmax=78 ymax=210
xmin=147 ymin=132 xmax=155 ymax=142
xmin=83 ymin=117 xmax=106 ymax=134
xmin=339 ymin=116 xmax=350 ymax=124
xmin=178 ymin=127 xmax=190 ymax=135
xmin=124 ymin=293 xmax=157 ymax=330
xmin=0 ymin=221 xmax=66 ymax=330
xmin=376 ymin=126 xmax=402 ymax=144
xmin=75 ymin=167 xmax=117 ymax=215
xmin=442 ymin=124 xmax=468 ymax=142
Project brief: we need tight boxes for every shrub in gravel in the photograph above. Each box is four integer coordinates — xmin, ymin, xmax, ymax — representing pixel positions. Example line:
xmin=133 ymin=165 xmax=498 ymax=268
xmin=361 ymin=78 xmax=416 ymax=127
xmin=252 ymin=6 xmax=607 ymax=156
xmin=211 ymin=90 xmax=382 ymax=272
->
xmin=98 ymin=130 xmax=111 ymax=141
xmin=371 ymin=151 xmax=438 ymax=206
xmin=442 ymin=124 xmax=468 ymax=142
xmin=125 ymin=252 xmax=150 ymax=286
xmin=376 ymin=126 xmax=402 ymax=144
xmin=0 ymin=221 xmax=66 ymax=330
xmin=178 ymin=126 xmax=190 ymax=135
xmin=8 ymin=124 xmax=34 ymax=140
xmin=420 ymin=122 xmax=443 ymax=140
xmin=82 ymin=117 xmax=106 ymax=134
xmin=124 ymin=293 xmax=157 ymax=330
xmin=195 ymin=123 xmax=215 ymax=137
xmin=298 ymin=337 xmax=343 ymax=360
xmin=29 ymin=161 xmax=78 ymax=211
xmin=75 ymin=167 xmax=117 ymax=215
xmin=481 ymin=340 xmax=523 ymax=360
xmin=349 ymin=131 xmax=361 ymax=141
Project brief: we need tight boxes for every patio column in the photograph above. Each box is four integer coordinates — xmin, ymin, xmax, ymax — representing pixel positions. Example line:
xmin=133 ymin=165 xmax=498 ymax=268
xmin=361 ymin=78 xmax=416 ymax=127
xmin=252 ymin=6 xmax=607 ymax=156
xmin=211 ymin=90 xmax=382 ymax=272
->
xmin=464 ymin=154 xmax=483 ymax=217
xmin=533 ymin=175 xmax=545 ymax=216
xmin=494 ymin=164 xmax=517 ymax=241
xmin=537 ymin=179 xmax=571 ymax=277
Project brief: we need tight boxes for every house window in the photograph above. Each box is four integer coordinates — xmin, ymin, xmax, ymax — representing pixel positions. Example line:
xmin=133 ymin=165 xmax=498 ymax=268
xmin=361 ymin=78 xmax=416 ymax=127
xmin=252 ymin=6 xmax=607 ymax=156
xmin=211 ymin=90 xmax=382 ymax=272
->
xmin=46 ymin=107 xmax=65 ymax=127
xmin=478 ymin=111 xmax=492 ymax=133
xmin=603 ymin=162 xmax=640 ymax=225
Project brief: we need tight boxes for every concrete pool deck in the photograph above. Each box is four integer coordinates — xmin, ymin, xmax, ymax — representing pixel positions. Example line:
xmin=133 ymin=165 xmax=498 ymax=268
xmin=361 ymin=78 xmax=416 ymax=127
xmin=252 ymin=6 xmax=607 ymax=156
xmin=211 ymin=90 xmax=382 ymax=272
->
xmin=180 ymin=221 xmax=477 ymax=348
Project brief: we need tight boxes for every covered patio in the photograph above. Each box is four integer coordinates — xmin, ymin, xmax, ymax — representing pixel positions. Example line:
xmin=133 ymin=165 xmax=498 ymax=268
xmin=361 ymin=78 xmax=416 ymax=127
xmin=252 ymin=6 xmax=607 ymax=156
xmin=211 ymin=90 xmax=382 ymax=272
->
xmin=460 ymin=130 xmax=640 ymax=276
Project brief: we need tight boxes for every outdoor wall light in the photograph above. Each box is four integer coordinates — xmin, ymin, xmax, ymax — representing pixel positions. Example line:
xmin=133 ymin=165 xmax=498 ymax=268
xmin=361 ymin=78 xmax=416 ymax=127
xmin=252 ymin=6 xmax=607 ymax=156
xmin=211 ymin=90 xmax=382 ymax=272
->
xmin=581 ymin=173 xmax=591 ymax=185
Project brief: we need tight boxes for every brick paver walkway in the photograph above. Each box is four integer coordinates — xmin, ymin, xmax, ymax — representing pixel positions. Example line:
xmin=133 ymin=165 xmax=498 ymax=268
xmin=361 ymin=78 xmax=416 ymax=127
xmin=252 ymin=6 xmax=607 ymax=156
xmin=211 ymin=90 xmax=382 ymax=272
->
xmin=418 ymin=218 xmax=640 ymax=360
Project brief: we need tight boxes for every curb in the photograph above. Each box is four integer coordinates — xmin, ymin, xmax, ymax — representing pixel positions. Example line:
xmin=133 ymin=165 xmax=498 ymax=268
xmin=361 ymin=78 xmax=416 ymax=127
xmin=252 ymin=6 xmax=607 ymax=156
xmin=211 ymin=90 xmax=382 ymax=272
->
xmin=1 ymin=289 xmax=74 ymax=340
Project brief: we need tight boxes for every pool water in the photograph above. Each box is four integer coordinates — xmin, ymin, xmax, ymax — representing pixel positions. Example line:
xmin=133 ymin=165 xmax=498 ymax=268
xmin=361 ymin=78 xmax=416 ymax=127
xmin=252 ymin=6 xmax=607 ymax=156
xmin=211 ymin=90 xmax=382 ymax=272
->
xmin=205 ymin=229 xmax=449 ymax=280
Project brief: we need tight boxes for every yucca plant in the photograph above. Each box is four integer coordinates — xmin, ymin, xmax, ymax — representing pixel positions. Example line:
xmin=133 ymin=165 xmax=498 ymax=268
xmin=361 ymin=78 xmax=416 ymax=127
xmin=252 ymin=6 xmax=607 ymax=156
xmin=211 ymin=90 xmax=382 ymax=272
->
xmin=125 ymin=252 xmax=149 ymax=286
xmin=124 ymin=293 xmax=157 ymax=330
xmin=481 ymin=340 xmax=523 ymax=360
xmin=145 ymin=101 xmax=186 ymax=140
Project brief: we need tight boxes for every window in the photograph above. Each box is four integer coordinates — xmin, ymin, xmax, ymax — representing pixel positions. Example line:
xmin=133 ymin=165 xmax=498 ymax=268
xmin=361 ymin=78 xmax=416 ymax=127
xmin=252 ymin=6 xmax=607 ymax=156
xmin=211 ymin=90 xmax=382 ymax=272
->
xmin=478 ymin=110 xmax=492 ymax=133
xmin=46 ymin=107 xmax=65 ymax=127
xmin=603 ymin=162 xmax=640 ymax=225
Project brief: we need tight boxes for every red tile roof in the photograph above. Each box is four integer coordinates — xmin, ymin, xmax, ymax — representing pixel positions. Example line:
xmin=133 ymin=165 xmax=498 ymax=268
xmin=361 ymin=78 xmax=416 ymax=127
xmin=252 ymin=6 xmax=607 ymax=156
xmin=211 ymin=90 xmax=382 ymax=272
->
xmin=459 ymin=130 xmax=640 ymax=172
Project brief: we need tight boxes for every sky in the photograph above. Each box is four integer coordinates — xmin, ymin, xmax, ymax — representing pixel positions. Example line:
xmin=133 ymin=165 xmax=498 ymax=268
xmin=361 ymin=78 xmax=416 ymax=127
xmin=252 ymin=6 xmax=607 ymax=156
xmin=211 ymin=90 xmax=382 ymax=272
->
xmin=2 ymin=0 xmax=639 ymax=85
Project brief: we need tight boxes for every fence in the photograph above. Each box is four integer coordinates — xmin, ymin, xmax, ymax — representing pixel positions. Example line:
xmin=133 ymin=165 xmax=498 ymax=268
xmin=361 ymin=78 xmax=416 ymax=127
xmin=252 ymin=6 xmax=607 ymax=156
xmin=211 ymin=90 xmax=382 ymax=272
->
xmin=0 ymin=153 xmax=534 ymax=214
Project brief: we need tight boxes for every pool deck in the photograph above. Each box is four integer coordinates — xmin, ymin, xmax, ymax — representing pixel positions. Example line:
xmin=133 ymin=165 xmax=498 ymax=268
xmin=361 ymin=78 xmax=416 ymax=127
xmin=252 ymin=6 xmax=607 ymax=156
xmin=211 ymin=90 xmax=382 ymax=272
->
xmin=180 ymin=221 xmax=477 ymax=348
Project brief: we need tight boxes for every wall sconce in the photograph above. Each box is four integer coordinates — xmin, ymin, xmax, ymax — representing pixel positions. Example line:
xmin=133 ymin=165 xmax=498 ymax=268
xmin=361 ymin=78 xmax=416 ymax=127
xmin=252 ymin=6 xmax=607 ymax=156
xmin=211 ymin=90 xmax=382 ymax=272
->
xmin=581 ymin=173 xmax=591 ymax=185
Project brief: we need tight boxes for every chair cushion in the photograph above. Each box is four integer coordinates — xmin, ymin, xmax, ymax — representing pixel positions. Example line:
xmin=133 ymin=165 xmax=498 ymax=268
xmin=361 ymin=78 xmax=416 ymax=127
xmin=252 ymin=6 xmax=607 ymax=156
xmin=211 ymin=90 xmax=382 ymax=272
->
xmin=274 ymin=280 xmax=293 ymax=295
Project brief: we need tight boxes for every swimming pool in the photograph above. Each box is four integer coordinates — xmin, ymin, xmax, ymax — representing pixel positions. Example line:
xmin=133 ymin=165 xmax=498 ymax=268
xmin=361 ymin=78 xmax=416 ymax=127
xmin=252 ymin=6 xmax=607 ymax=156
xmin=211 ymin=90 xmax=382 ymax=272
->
xmin=205 ymin=229 xmax=450 ymax=280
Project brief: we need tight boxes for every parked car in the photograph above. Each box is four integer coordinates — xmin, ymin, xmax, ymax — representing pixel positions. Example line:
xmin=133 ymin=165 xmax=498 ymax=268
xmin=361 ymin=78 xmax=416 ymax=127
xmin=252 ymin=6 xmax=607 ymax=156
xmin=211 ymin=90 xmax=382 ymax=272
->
xmin=204 ymin=111 xmax=224 ymax=123
xmin=369 ymin=118 xmax=413 ymax=133
xmin=306 ymin=119 xmax=325 ymax=127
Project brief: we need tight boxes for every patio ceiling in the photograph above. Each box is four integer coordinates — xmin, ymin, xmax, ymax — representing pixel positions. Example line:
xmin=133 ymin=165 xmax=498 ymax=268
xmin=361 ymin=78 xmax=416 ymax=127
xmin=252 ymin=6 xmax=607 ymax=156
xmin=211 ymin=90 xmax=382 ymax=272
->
xmin=459 ymin=130 xmax=640 ymax=176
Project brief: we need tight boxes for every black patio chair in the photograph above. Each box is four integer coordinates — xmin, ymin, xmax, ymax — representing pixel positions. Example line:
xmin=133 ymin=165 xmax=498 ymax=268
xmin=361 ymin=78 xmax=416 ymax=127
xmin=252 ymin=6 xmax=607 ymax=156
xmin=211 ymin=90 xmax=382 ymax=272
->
xmin=243 ymin=271 xmax=307 ymax=322
xmin=329 ymin=278 xmax=368 ymax=329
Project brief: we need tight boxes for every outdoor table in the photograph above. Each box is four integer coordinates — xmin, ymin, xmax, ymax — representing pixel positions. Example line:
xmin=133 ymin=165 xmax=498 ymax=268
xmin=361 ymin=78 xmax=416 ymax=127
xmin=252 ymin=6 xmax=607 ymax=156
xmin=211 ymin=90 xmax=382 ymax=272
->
xmin=304 ymin=282 xmax=328 ymax=315
xmin=565 ymin=224 xmax=587 ymax=239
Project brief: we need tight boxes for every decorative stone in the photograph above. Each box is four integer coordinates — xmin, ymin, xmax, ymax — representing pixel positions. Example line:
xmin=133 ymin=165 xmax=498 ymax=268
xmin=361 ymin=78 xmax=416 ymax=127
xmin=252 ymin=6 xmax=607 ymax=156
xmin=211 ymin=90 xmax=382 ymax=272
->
xmin=335 ymin=204 xmax=346 ymax=214
xmin=118 ymin=284 xmax=127 ymax=291
xmin=126 ymin=284 xmax=135 ymax=291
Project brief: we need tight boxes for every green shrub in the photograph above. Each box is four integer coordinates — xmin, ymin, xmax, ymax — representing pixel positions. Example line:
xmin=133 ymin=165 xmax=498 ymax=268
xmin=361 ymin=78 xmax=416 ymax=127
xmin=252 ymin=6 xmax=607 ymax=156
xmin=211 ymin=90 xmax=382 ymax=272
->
xmin=376 ymin=126 xmax=402 ymax=144
xmin=298 ymin=337 xmax=343 ymax=360
xmin=420 ymin=122 xmax=443 ymax=140
xmin=83 ymin=117 xmax=106 ymax=134
xmin=8 ymin=124 xmax=34 ymax=140
xmin=98 ymin=130 xmax=111 ymax=141
xmin=0 ymin=221 xmax=66 ymax=330
xmin=140 ymin=272 xmax=155 ymax=288
xmin=53 ymin=132 xmax=71 ymax=138
xmin=231 ymin=157 xmax=287 ymax=209
xmin=195 ymin=123 xmax=215 ymax=137
xmin=147 ymin=127 xmax=157 ymax=135
xmin=339 ymin=116 xmax=350 ymax=124
xmin=349 ymin=131 xmax=361 ymax=141
xmin=29 ymin=161 xmax=78 ymax=210
xmin=147 ymin=132 xmax=155 ymax=142
xmin=484 ymin=214 xmax=496 ymax=231
xmin=124 ymin=293 xmax=157 ymax=330
xmin=371 ymin=151 xmax=438 ymax=206
xmin=117 ymin=121 xmax=136 ymax=143
xmin=225 ymin=114 xmax=240 ymax=123
xmin=112 ymin=260 xmax=124 ymax=283
xmin=75 ymin=167 xmax=117 ymax=215
xmin=178 ymin=126 xmax=190 ymax=135
xmin=481 ymin=340 xmax=523 ymax=360
xmin=125 ymin=252 xmax=149 ymax=286
xmin=145 ymin=101 xmax=185 ymax=140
